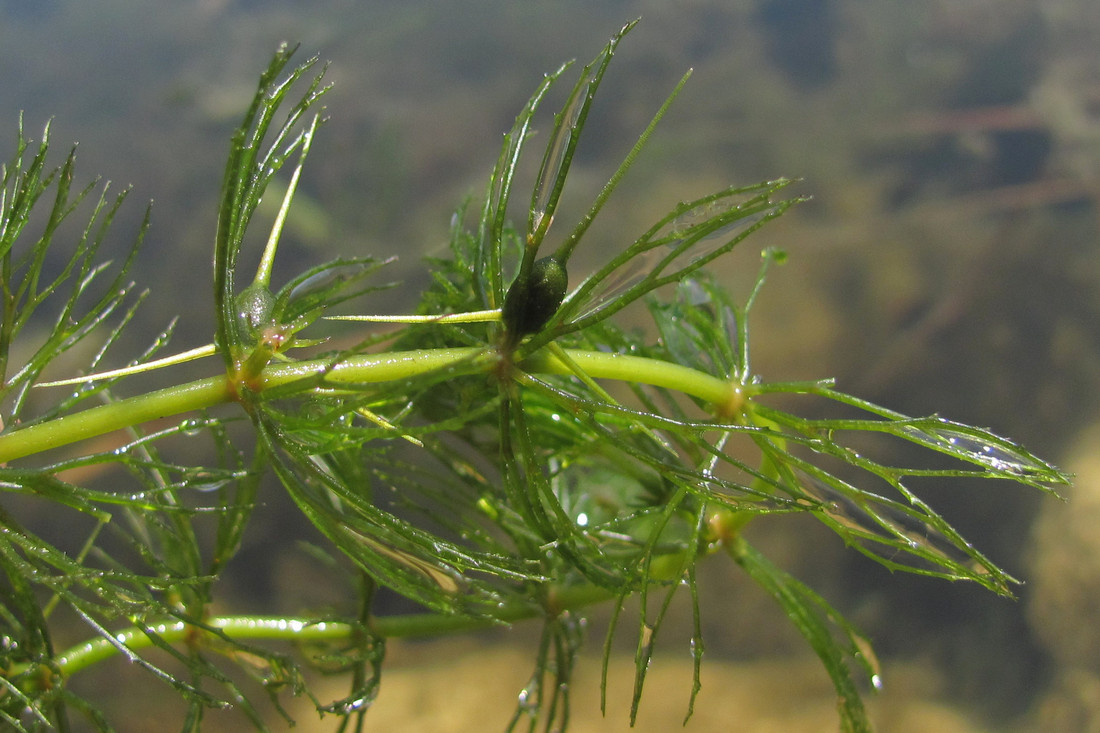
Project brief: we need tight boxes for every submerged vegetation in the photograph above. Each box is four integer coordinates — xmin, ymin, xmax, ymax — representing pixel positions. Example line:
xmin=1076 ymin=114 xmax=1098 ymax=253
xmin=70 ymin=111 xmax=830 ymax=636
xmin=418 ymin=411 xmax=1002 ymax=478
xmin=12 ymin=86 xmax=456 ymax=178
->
xmin=0 ymin=23 xmax=1068 ymax=732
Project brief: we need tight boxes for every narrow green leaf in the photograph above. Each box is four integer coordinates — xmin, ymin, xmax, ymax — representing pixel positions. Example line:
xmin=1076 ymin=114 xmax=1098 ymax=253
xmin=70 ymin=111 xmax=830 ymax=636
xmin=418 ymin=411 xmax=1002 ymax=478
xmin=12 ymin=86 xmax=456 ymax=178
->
xmin=730 ymin=537 xmax=876 ymax=733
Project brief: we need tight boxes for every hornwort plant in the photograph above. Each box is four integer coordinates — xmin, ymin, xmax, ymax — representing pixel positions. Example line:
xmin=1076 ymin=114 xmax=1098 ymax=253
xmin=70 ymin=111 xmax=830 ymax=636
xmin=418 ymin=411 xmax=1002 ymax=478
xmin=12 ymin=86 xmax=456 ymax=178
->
xmin=0 ymin=23 xmax=1069 ymax=732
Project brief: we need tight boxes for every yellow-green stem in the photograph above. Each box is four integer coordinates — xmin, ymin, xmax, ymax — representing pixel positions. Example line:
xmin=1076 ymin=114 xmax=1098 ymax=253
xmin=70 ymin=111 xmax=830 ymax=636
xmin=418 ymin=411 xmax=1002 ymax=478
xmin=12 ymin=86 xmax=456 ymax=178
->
xmin=0 ymin=347 xmax=739 ymax=464
xmin=35 ymin=582 xmax=618 ymax=682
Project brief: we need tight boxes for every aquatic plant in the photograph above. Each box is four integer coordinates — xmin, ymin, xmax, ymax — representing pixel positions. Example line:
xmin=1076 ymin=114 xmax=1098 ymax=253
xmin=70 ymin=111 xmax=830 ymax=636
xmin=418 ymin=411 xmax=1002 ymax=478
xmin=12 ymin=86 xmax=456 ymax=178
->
xmin=0 ymin=23 xmax=1067 ymax=732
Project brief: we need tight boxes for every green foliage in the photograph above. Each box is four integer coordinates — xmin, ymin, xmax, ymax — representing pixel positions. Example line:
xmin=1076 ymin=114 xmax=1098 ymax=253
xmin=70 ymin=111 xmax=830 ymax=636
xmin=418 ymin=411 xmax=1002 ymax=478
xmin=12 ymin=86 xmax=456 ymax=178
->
xmin=0 ymin=25 xmax=1068 ymax=733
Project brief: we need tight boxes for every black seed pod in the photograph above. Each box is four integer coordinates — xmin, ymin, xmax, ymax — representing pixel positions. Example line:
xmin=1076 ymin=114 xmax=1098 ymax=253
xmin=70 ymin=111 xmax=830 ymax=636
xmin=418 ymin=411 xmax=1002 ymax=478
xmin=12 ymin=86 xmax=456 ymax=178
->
xmin=502 ymin=255 xmax=568 ymax=339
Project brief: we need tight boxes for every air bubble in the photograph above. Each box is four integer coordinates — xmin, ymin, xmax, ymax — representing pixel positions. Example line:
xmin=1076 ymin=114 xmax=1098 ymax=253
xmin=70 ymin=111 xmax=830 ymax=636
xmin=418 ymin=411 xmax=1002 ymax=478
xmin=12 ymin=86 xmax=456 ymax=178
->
xmin=179 ymin=419 xmax=204 ymax=437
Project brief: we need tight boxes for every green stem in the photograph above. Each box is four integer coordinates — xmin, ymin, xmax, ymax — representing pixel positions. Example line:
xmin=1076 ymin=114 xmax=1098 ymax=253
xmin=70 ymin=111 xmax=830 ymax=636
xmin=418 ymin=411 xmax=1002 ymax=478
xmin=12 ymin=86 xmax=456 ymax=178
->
xmin=521 ymin=348 xmax=737 ymax=407
xmin=47 ymin=583 xmax=616 ymax=680
xmin=0 ymin=376 xmax=232 ymax=463
xmin=0 ymin=347 xmax=738 ymax=464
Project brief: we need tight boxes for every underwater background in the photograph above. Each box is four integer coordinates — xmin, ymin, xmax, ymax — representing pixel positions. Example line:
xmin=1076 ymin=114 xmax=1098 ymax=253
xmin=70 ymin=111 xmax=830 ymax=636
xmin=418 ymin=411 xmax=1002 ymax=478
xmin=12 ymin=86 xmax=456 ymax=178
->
xmin=2 ymin=1 xmax=1099 ymax=730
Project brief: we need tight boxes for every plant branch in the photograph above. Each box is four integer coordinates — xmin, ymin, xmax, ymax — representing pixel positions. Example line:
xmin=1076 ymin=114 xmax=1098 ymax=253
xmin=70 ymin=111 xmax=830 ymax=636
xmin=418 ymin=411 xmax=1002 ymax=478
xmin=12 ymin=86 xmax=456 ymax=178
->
xmin=0 ymin=347 xmax=740 ymax=464
xmin=38 ymin=582 xmax=618 ymax=682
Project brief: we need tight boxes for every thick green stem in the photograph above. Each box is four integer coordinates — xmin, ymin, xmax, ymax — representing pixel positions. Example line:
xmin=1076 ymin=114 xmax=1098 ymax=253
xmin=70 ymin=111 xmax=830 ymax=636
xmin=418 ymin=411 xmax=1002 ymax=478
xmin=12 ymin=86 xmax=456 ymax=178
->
xmin=0 ymin=347 xmax=739 ymax=464
xmin=520 ymin=348 xmax=738 ymax=408
xmin=0 ymin=376 xmax=233 ymax=463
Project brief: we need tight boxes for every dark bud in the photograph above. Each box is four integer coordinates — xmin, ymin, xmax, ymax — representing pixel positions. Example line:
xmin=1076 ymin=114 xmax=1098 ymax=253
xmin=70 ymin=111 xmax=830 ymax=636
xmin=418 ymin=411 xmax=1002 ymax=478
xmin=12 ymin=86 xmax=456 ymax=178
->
xmin=502 ymin=256 xmax=568 ymax=339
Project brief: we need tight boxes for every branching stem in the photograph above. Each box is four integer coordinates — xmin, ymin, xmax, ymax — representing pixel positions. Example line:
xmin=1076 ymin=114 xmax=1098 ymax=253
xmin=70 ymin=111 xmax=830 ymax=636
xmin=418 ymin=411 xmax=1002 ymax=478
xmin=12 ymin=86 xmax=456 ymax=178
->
xmin=0 ymin=347 xmax=740 ymax=463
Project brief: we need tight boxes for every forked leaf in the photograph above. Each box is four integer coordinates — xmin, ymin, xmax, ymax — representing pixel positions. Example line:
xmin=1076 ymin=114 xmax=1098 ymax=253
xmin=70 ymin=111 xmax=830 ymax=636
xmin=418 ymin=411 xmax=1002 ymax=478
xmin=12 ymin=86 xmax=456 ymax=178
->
xmin=527 ymin=19 xmax=638 ymax=249
xmin=214 ymin=44 xmax=330 ymax=365
xmin=730 ymin=538 xmax=876 ymax=733
xmin=535 ymin=180 xmax=797 ymax=349
xmin=477 ymin=62 xmax=570 ymax=310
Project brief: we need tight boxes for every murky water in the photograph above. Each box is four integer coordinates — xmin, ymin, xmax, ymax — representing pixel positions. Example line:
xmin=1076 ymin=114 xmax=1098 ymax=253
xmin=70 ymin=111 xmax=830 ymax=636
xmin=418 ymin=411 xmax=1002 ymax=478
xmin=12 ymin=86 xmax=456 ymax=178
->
xmin=3 ymin=1 xmax=1098 ymax=730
